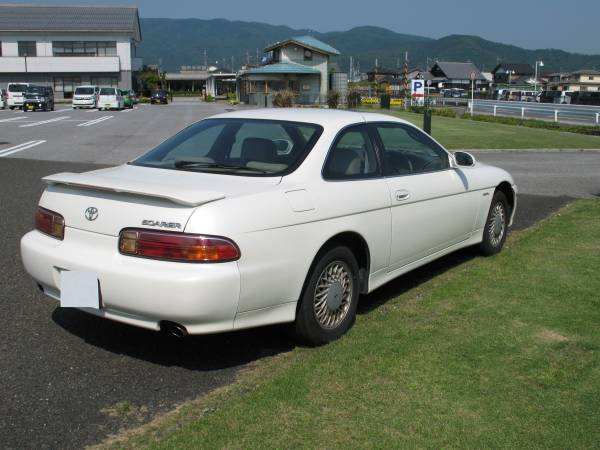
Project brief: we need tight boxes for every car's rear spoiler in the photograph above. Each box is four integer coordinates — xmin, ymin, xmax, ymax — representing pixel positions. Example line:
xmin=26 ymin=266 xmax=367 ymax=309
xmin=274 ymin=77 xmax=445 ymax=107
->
xmin=42 ymin=172 xmax=225 ymax=207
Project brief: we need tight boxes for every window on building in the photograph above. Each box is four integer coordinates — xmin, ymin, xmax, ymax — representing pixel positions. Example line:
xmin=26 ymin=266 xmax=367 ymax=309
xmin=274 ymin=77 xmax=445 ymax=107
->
xmin=272 ymin=49 xmax=280 ymax=63
xmin=18 ymin=41 xmax=37 ymax=57
xmin=54 ymin=77 xmax=81 ymax=98
xmin=90 ymin=77 xmax=118 ymax=87
xmin=590 ymin=76 xmax=595 ymax=81
xmin=52 ymin=41 xmax=117 ymax=57
xmin=303 ymin=49 xmax=312 ymax=61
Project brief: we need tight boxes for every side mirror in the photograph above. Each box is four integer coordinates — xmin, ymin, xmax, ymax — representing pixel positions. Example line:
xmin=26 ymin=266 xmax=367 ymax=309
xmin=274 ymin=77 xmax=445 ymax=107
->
xmin=452 ymin=151 xmax=476 ymax=167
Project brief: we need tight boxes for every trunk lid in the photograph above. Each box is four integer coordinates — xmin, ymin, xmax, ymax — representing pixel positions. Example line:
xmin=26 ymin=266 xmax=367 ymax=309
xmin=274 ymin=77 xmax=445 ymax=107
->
xmin=40 ymin=164 xmax=281 ymax=236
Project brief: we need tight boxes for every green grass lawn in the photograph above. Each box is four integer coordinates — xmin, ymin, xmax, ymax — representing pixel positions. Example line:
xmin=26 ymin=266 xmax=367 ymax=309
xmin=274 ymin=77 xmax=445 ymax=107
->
xmin=360 ymin=108 xmax=600 ymax=150
xmin=103 ymin=200 xmax=600 ymax=450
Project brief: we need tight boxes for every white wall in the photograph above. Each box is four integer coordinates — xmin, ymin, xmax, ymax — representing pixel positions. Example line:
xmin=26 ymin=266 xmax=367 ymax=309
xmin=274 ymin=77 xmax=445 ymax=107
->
xmin=0 ymin=34 xmax=133 ymax=70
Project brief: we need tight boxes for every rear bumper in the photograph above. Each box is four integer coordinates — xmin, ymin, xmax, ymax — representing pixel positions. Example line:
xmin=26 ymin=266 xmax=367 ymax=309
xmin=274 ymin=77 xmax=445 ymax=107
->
xmin=72 ymin=99 xmax=96 ymax=108
xmin=7 ymin=97 xmax=23 ymax=106
xmin=20 ymin=228 xmax=241 ymax=334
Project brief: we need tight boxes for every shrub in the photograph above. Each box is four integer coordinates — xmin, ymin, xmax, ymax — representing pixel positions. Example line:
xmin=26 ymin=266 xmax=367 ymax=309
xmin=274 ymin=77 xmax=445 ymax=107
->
xmin=347 ymin=90 xmax=362 ymax=109
xmin=204 ymin=94 xmax=215 ymax=103
xmin=226 ymin=92 xmax=238 ymax=105
xmin=408 ymin=106 xmax=457 ymax=118
xmin=272 ymin=89 xmax=295 ymax=107
xmin=327 ymin=90 xmax=340 ymax=109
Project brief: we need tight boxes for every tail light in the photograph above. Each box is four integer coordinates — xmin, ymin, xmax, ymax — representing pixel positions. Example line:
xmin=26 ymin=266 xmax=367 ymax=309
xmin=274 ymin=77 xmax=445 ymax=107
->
xmin=35 ymin=207 xmax=65 ymax=240
xmin=119 ymin=229 xmax=240 ymax=263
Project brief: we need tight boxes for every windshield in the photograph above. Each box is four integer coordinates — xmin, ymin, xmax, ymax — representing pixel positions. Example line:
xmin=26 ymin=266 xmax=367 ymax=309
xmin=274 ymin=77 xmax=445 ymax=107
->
xmin=99 ymin=88 xmax=116 ymax=95
xmin=132 ymin=118 xmax=323 ymax=176
xmin=8 ymin=84 xmax=27 ymax=93
xmin=26 ymin=86 xmax=45 ymax=95
xmin=75 ymin=87 xmax=95 ymax=95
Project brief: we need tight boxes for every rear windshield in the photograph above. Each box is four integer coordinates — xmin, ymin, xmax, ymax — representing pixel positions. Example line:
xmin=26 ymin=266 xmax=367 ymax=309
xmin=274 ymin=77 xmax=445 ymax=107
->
xmin=99 ymin=88 xmax=116 ymax=95
xmin=75 ymin=87 xmax=95 ymax=95
xmin=8 ymin=84 xmax=27 ymax=93
xmin=132 ymin=118 xmax=323 ymax=177
xmin=152 ymin=90 xmax=166 ymax=95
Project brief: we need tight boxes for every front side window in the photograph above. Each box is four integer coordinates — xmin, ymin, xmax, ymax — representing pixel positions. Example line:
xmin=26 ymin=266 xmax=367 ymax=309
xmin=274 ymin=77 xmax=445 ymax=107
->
xmin=18 ymin=41 xmax=36 ymax=57
xmin=374 ymin=124 xmax=449 ymax=176
xmin=323 ymin=125 xmax=379 ymax=180
xmin=133 ymin=119 xmax=323 ymax=177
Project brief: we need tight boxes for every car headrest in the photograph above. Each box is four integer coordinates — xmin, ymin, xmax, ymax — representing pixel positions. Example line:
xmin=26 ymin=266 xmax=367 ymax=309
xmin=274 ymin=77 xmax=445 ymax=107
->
xmin=328 ymin=147 xmax=363 ymax=176
xmin=241 ymin=138 xmax=277 ymax=163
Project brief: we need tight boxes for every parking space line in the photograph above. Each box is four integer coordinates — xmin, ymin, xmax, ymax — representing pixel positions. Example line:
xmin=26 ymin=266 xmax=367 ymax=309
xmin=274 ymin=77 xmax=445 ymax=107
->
xmin=0 ymin=116 xmax=25 ymax=123
xmin=53 ymin=108 xmax=71 ymax=113
xmin=0 ymin=140 xmax=46 ymax=157
xmin=77 ymin=115 xmax=113 ymax=127
xmin=19 ymin=116 xmax=70 ymax=128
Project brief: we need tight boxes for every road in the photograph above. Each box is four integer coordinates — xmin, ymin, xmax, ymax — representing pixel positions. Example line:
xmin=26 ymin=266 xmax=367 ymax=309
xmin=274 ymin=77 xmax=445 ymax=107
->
xmin=1 ymin=101 xmax=597 ymax=448
xmin=0 ymin=100 xmax=237 ymax=164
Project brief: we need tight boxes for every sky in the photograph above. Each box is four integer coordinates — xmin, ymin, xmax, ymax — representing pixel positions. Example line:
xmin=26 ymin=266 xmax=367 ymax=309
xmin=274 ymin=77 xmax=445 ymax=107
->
xmin=10 ymin=0 xmax=600 ymax=54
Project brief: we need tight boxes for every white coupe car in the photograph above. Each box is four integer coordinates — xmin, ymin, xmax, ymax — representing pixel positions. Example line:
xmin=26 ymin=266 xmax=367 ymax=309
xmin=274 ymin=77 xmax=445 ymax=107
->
xmin=21 ymin=109 xmax=516 ymax=345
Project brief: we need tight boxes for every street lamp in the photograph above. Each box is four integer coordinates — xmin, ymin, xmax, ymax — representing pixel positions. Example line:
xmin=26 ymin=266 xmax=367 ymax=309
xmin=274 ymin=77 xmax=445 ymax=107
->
xmin=507 ymin=69 xmax=515 ymax=86
xmin=534 ymin=60 xmax=544 ymax=92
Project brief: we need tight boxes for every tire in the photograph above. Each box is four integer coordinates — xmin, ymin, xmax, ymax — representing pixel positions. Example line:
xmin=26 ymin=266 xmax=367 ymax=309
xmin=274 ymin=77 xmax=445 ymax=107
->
xmin=480 ymin=190 xmax=509 ymax=256
xmin=295 ymin=246 xmax=360 ymax=346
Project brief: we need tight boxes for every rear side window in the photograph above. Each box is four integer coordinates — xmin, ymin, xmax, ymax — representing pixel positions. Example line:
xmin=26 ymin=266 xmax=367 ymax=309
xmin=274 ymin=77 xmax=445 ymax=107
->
xmin=374 ymin=124 xmax=449 ymax=176
xmin=323 ymin=125 xmax=379 ymax=180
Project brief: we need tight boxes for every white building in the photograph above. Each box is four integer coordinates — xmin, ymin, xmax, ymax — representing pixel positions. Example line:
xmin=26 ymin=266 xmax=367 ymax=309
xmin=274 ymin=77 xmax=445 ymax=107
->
xmin=0 ymin=4 xmax=142 ymax=98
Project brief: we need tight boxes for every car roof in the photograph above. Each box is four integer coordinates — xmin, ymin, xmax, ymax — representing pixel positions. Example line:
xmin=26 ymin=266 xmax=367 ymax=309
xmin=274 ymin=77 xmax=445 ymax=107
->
xmin=208 ymin=108 xmax=412 ymax=128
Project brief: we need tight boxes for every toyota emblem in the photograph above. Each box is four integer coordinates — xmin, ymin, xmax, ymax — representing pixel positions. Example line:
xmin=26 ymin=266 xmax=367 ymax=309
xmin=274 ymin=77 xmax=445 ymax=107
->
xmin=85 ymin=207 xmax=99 ymax=221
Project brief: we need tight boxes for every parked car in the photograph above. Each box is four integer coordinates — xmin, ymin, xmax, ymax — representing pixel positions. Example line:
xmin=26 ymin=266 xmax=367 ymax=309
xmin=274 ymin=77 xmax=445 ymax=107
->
xmin=120 ymin=89 xmax=134 ymax=109
xmin=0 ymin=88 xmax=6 ymax=109
xmin=20 ymin=109 xmax=516 ymax=345
xmin=150 ymin=89 xmax=169 ymax=104
xmin=128 ymin=89 xmax=138 ymax=104
xmin=97 ymin=87 xmax=124 ymax=111
xmin=72 ymin=85 xmax=99 ymax=109
xmin=23 ymin=85 xmax=54 ymax=111
xmin=6 ymin=82 xmax=29 ymax=109
xmin=570 ymin=91 xmax=600 ymax=106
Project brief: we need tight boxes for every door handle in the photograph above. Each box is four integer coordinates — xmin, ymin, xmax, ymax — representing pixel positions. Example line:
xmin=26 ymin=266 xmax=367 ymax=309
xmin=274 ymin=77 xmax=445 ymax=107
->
xmin=395 ymin=190 xmax=411 ymax=201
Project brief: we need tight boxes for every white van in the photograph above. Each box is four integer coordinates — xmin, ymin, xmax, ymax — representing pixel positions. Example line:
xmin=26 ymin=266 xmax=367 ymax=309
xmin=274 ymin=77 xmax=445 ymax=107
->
xmin=6 ymin=83 xmax=30 ymax=109
xmin=72 ymin=85 xmax=99 ymax=109
xmin=97 ymin=87 xmax=123 ymax=111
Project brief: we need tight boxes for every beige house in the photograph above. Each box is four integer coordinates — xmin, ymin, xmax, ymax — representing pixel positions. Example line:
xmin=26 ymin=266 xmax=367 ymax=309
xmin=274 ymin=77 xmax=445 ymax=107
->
xmin=548 ymin=70 xmax=600 ymax=92
xmin=237 ymin=35 xmax=340 ymax=105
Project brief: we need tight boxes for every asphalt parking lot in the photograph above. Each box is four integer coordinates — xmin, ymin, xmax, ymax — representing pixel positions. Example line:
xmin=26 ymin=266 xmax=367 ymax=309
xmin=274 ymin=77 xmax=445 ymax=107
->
xmin=1 ymin=101 xmax=597 ymax=448
xmin=0 ymin=99 xmax=235 ymax=164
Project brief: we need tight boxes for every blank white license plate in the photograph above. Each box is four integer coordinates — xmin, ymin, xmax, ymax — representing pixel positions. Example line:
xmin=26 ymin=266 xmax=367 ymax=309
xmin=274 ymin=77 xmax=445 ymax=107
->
xmin=60 ymin=271 xmax=100 ymax=309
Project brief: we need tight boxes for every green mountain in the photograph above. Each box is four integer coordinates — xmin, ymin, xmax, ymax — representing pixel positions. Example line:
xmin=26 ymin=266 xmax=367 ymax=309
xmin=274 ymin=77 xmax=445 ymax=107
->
xmin=138 ymin=18 xmax=600 ymax=73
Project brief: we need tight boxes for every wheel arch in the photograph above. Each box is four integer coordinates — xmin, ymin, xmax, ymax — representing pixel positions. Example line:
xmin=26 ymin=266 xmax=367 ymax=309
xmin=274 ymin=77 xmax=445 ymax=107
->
xmin=301 ymin=231 xmax=371 ymax=302
xmin=496 ymin=181 xmax=515 ymax=216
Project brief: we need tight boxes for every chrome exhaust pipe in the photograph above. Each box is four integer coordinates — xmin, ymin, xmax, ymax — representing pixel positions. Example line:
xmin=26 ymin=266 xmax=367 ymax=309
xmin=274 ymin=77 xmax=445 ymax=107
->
xmin=160 ymin=321 xmax=188 ymax=338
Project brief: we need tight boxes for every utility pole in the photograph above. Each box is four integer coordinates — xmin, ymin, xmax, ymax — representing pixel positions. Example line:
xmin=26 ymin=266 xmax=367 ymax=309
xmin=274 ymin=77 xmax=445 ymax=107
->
xmin=203 ymin=49 xmax=207 ymax=69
